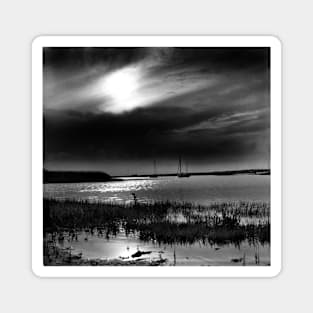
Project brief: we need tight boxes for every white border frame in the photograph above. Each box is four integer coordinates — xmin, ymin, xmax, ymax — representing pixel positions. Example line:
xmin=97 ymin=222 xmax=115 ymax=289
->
xmin=32 ymin=36 xmax=281 ymax=278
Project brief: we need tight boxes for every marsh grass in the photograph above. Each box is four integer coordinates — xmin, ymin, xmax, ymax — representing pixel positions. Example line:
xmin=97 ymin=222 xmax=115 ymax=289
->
xmin=44 ymin=198 xmax=270 ymax=246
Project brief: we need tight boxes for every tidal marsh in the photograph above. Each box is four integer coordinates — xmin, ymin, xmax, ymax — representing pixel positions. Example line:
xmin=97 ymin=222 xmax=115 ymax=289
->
xmin=43 ymin=199 xmax=270 ymax=266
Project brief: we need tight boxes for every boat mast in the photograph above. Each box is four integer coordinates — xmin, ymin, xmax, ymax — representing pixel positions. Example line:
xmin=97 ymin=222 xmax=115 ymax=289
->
xmin=153 ymin=159 xmax=157 ymax=175
xmin=178 ymin=156 xmax=182 ymax=175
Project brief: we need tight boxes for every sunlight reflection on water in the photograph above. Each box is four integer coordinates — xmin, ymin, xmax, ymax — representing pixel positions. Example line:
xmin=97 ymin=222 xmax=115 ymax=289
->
xmin=57 ymin=231 xmax=270 ymax=266
xmin=80 ymin=179 xmax=157 ymax=193
xmin=44 ymin=175 xmax=270 ymax=205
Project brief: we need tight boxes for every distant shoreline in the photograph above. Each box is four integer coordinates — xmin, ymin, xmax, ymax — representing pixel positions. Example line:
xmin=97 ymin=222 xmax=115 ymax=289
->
xmin=114 ymin=169 xmax=270 ymax=178
xmin=43 ymin=169 xmax=270 ymax=184
xmin=43 ymin=170 xmax=122 ymax=184
xmin=44 ymin=178 xmax=122 ymax=184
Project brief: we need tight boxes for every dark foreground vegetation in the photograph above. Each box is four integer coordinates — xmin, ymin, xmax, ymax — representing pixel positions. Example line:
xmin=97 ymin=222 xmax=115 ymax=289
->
xmin=44 ymin=199 xmax=270 ymax=265
xmin=44 ymin=199 xmax=270 ymax=246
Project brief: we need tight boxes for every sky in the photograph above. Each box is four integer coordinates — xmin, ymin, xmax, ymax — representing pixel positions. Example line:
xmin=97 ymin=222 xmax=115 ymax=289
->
xmin=43 ymin=47 xmax=270 ymax=175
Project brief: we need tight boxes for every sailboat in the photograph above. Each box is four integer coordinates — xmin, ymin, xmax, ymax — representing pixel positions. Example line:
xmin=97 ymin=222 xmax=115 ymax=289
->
xmin=177 ymin=156 xmax=190 ymax=178
xmin=149 ymin=159 xmax=158 ymax=178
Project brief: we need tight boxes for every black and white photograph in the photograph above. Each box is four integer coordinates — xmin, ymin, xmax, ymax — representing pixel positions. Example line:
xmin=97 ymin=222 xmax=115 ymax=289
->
xmin=33 ymin=36 xmax=281 ymax=275
xmin=3 ymin=0 xmax=313 ymax=309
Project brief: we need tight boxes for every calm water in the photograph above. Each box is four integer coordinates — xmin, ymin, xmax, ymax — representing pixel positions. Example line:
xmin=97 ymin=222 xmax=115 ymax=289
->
xmin=44 ymin=174 xmax=270 ymax=205
xmin=45 ymin=175 xmax=270 ymax=266
xmin=56 ymin=231 xmax=270 ymax=266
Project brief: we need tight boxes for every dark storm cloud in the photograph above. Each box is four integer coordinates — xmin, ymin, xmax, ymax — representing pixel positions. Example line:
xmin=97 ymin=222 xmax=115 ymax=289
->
xmin=44 ymin=95 xmax=269 ymax=162
xmin=43 ymin=47 xmax=270 ymax=173
xmin=178 ymin=48 xmax=269 ymax=70
xmin=44 ymin=47 xmax=147 ymax=70
xmin=44 ymin=47 xmax=269 ymax=72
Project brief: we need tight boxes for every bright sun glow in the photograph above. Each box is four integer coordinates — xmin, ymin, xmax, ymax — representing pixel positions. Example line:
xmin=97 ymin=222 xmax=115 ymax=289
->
xmin=102 ymin=67 xmax=142 ymax=113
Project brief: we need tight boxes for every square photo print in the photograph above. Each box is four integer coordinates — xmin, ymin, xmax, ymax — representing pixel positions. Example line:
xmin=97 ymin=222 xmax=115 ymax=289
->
xmin=32 ymin=36 xmax=281 ymax=277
